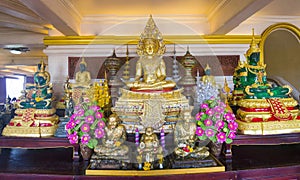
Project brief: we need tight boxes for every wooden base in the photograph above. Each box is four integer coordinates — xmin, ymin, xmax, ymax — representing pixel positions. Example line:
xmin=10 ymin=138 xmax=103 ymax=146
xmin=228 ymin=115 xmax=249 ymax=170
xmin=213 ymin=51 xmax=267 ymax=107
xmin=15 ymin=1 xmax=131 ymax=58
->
xmin=0 ymin=136 xmax=79 ymax=161
xmin=225 ymin=133 xmax=300 ymax=158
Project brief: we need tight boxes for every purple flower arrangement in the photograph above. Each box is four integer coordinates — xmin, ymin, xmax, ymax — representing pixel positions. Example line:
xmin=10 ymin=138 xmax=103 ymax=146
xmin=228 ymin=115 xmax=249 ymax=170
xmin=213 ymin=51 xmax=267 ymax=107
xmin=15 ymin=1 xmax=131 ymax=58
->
xmin=195 ymin=98 xmax=238 ymax=144
xmin=66 ymin=100 xmax=106 ymax=149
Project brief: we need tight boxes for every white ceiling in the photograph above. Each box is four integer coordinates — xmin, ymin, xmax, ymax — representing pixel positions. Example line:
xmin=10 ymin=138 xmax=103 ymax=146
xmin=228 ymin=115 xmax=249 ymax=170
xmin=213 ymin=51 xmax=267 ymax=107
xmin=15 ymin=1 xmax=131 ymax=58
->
xmin=0 ymin=0 xmax=299 ymax=68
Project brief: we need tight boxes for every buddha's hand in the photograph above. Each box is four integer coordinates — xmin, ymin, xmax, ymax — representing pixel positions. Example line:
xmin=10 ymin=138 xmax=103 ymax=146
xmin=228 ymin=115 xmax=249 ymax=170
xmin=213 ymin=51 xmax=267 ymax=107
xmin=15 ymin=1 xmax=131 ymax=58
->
xmin=115 ymin=141 xmax=121 ymax=147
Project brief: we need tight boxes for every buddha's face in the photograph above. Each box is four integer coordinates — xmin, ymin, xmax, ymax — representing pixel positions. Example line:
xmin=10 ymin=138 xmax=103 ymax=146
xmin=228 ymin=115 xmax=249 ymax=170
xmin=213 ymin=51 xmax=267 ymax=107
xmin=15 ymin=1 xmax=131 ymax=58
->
xmin=79 ymin=63 xmax=86 ymax=72
xmin=108 ymin=116 xmax=118 ymax=129
xmin=144 ymin=39 xmax=158 ymax=55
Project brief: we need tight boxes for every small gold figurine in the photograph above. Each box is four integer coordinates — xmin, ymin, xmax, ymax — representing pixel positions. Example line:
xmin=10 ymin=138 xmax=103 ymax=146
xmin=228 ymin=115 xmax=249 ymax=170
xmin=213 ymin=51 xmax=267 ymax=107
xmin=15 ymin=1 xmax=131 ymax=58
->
xmin=137 ymin=127 xmax=164 ymax=170
xmin=174 ymin=110 xmax=209 ymax=159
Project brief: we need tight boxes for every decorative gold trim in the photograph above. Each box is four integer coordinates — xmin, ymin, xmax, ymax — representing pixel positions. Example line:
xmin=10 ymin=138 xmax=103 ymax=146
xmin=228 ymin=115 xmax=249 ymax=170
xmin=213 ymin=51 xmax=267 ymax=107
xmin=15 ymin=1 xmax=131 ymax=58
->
xmin=44 ymin=35 xmax=261 ymax=45
xmin=86 ymin=156 xmax=224 ymax=176
xmin=260 ymin=23 xmax=300 ymax=65
xmin=237 ymin=119 xmax=300 ymax=135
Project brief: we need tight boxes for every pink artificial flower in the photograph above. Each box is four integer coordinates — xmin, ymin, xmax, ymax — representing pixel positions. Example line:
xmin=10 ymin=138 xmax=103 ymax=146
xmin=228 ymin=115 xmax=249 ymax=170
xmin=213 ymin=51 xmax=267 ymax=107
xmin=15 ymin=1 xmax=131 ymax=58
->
xmin=74 ymin=105 xmax=81 ymax=111
xmin=224 ymin=112 xmax=235 ymax=121
xmin=68 ymin=132 xmax=78 ymax=144
xmin=97 ymin=120 xmax=105 ymax=128
xmin=77 ymin=109 xmax=85 ymax=116
xmin=195 ymin=127 xmax=204 ymax=136
xmin=214 ymin=112 xmax=221 ymax=119
xmin=195 ymin=112 xmax=204 ymax=120
xmin=219 ymin=101 xmax=226 ymax=108
xmin=95 ymin=111 xmax=103 ymax=119
xmin=213 ymin=106 xmax=224 ymax=113
xmin=205 ymin=109 xmax=214 ymax=116
xmin=95 ymin=128 xmax=105 ymax=138
xmin=80 ymin=124 xmax=90 ymax=133
xmin=85 ymin=115 xmax=94 ymax=124
xmin=204 ymin=119 xmax=213 ymax=126
xmin=90 ymin=105 xmax=100 ymax=111
xmin=215 ymin=120 xmax=225 ymax=130
xmin=216 ymin=132 xmax=226 ymax=143
xmin=66 ymin=120 xmax=76 ymax=130
xmin=205 ymin=129 xmax=215 ymax=137
xmin=228 ymin=121 xmax=238 ymax=131
xmin=200 ymin=103 xmax=209 ymax=109
xmin=69 ymin=113 xmax=77 ymax=121
xmin=80 ymin=134 xmax=91 ymax=145
xmin=228 ymin=131 xmax=236 ymax=139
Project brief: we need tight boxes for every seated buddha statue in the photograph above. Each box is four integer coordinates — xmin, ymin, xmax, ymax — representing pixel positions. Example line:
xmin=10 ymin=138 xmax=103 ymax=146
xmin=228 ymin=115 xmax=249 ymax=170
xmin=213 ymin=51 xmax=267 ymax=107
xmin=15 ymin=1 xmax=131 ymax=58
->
xmin=234 ymin=30 xmax=291 ymax=99
xmin=73 ymin=57 xmax=91 ymax=88
xmin=137 ymin=127 xmax=164 ymax=170
xmin=92 ymin=113 xmax=129 ymax=160
xmin=174 ymin=110 xmax=209 ymax=159
xmin=126 ymin=16 xmax=176 ymax=91
xmin=202 ymin=64 xmax=216 ymax=87
xmin=20 ymin=60 xmax=53 ymax=109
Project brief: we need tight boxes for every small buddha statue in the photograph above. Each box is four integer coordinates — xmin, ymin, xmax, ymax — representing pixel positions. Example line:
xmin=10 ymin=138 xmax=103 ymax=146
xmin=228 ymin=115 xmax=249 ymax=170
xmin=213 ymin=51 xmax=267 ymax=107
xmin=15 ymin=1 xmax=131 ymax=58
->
xmin=92 ymin=113 xmax=129 ymax=158
xmin=137 ymin=127 xmax=164 ymax=169
xmin=73 ymin=57 xmax=91 ymax=88
xmin=174 ymin=110 xmax=209 ymax=159
xmin=202 ymin=64 xmax=216 ymax=87
xmin=126 ymin=15 xmax=176 ymax=91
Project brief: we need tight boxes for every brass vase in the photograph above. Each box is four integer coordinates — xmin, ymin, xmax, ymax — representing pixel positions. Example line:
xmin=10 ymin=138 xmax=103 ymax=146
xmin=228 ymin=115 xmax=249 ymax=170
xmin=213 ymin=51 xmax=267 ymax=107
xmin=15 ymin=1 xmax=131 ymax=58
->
xmin=209 ymin=141 xmax=223 ymax=157
xmin=79 ymin=143 xmax=93 ymax=161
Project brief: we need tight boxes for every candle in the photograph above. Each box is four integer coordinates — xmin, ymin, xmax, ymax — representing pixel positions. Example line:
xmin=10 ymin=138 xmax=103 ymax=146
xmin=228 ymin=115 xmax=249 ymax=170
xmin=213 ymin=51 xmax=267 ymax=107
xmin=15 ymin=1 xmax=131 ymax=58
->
xmin=135 ymin=128 xmax=139 ymax=147
xmin=160 ymin=128 xmax=165 ymax=149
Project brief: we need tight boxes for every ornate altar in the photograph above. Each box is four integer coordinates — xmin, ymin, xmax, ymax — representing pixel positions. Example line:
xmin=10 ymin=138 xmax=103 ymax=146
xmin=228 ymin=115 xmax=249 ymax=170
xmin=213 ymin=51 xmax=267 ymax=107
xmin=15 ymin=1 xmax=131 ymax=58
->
xmin=86 ymin=15 xmax=224 ymax=175
xmin=232 ymin=30 xmax=300 ymax=135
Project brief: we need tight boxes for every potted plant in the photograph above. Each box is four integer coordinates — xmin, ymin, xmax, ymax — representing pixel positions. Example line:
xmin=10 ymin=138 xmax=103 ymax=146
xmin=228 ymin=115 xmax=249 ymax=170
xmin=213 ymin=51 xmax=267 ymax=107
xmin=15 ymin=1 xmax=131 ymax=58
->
xmin=66 ymin=99 xmax=106 ymax=160
xmin=195 ymin=97 xmax=238 ymax=156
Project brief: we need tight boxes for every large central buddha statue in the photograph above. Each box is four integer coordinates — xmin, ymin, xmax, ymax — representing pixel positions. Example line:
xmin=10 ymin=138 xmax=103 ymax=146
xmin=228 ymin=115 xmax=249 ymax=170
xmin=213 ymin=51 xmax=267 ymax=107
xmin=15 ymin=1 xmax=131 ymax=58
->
xmin=112 ymin=15 xmax=190 ymax=134
xmin=126 ymin=15 xmax=176 ymax=91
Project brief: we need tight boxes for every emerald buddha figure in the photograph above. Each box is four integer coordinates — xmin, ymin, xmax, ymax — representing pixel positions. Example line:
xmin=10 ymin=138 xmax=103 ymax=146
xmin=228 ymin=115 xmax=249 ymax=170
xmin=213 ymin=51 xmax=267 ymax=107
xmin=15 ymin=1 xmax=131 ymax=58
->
xmin=233 ymin=29 xmax=300 ymax=135
xmin=233 ymin=29 xmax=291 ymax=99
xmin=20 ymin=60 xmax=53 ymax=109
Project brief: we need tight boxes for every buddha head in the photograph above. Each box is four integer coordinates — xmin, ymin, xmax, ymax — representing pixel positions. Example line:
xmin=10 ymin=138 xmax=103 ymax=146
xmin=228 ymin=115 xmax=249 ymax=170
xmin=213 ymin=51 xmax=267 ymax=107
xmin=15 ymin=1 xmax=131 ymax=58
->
xmin=145 ymin=127 xmax=154 ymax=136
xmin=143 ymin=38 xmax=159 ymax=56
xmin=107 ymin=113 xmax=120 ymax=129
xmin=204 ymin=64 xmax=211 ymax=75
xmin=79 ymin=57 xmax=87 ymax=72
xmin=137 ymin=15 xmax=165 ymax=56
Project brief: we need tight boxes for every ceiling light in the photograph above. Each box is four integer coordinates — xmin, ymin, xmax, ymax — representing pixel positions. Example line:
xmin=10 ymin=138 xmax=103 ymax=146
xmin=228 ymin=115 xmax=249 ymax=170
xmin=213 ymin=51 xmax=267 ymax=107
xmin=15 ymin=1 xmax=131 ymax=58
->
xmin=3 ymin=47 xmax=30 ymax=54
xmin=10 ymin=50 xmax=22 ymax=54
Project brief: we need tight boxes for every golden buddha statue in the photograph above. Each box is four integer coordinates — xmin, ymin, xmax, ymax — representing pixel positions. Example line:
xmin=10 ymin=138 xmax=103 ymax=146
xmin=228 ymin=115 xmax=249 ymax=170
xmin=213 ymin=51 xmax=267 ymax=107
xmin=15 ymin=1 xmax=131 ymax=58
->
xmin=93 ymin=113 xmax=129 ymax=158
xmin=90 ymin=113 xmax=130 ymax=169
xmin=73 ymin=57 xmax=91 ymax=88
xmin=126 ymin=15 xmax=176 ymax=91
xmin=174 ymin=110 xmax=209 ymax=159
xmin=202 ymin=64 xmax=216 ymax=87
xmin=137 ymin=127 xmax=164 ymax=170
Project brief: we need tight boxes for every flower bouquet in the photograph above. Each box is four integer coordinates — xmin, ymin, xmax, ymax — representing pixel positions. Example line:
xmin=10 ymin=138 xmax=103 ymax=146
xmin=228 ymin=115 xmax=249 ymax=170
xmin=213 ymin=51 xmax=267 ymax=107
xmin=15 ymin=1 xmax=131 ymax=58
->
xmin=195 ymin=98 xmax=238 ymax=144
xmin=66 ymin=100 xmax=106 ymax=149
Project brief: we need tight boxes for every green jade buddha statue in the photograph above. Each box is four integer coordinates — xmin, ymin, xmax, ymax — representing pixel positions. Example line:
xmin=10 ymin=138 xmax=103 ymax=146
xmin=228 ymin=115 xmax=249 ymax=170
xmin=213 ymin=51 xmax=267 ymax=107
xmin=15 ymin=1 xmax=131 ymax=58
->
xmin=233 ymin=29 xmax=291 ymax=99
xmin=20 ymin=61 xmax=53 ymax=109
